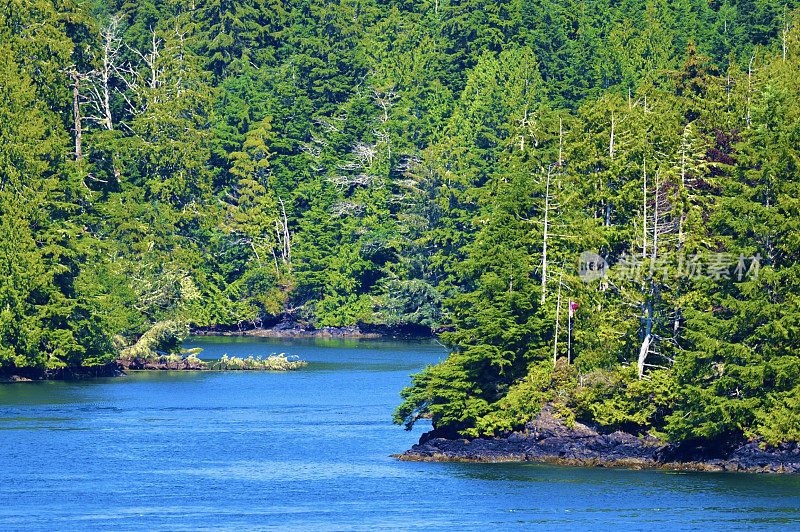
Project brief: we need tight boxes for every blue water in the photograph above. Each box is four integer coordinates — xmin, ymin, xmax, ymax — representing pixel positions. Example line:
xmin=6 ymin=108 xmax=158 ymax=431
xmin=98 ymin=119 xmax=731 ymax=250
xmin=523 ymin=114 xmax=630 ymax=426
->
xmin=1 ymin=337 xmax=799 ymax=530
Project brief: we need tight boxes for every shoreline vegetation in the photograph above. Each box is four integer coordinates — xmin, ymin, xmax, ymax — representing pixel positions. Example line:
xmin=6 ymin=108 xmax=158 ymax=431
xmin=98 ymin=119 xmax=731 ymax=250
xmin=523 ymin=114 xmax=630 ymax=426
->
xmin=1 ymin=321 xmax=308 ymax=382
xmin=117 ymin=351 xmax=307 ymax=372
xmin=0 ymin=353 xmax=307 ymax=383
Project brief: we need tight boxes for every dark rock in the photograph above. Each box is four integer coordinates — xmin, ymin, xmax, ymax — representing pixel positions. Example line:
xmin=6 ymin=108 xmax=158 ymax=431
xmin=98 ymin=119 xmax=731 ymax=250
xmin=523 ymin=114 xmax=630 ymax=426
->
xmin=115 ymin=356 xmax=206 ymax=371
xmin=190 ymin=317 xmax=435 ymax=339
xmin=398 ymin=404 xmax=800 ymax=474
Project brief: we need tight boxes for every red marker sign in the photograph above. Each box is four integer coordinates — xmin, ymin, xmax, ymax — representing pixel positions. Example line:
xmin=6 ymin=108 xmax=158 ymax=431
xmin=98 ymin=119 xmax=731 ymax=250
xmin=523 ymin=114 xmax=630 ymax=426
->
xmin=569 ymin=299 xmax=578 ymax=318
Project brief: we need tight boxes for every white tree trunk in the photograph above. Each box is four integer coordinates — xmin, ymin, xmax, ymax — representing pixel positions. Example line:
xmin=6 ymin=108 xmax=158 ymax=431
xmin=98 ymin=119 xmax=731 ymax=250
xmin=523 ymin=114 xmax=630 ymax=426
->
xmin=642 ymin=158 xmax=647 ymax=260
xmin=72 ymin=73 xmax=83 ymax=161
xmin=277 ymin=196 xmax=292 ymax=270
xmin=541 ymin=168 xmax=551 ymax=304
xmin=553 ymin=270 xmax=563 ymax=366
xmin=652 ymin=170 xmax=660 ymax=262
xmin=98 ymin=16 xmax=122 ymax=131
xmin=558 ymin=118 xmax=563 ymax=167
xmin=638 ymin=333 xmax=653 ymax=379
xmin=747 ymin=52 xmax=755 ymax=129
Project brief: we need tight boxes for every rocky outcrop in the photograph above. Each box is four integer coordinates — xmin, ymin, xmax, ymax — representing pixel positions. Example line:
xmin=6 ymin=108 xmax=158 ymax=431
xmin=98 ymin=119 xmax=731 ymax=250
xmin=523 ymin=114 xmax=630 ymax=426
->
xmin=115 ymin=356 xmax=206 ymax=371
xmin=191 ymin=319 xmax=435 ymax=338
xmin=398 ymin=405 xmax=800 ymax=474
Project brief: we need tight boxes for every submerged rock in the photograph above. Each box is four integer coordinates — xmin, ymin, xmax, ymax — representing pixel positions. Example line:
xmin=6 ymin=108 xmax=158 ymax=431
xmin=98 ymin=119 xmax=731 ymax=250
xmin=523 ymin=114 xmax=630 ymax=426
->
xmin=399 ymin=405 xmax=800 ymax=474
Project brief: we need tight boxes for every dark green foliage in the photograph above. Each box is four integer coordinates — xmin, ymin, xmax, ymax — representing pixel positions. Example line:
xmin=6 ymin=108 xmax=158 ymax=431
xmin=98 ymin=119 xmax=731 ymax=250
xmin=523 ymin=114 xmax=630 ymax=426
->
xmin=2 ymin=0 xmax=800 ymax=446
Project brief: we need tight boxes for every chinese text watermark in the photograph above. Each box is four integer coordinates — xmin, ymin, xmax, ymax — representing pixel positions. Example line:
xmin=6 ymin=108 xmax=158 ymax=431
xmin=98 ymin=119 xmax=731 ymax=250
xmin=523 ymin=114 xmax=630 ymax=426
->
xmin=578 ymin=251 xmax=761 ymax=282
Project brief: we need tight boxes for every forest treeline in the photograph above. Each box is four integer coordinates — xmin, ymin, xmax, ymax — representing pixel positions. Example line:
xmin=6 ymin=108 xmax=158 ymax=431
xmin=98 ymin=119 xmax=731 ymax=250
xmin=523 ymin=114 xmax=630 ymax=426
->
xmin=2 ymin=0 xmax=800 ymax=443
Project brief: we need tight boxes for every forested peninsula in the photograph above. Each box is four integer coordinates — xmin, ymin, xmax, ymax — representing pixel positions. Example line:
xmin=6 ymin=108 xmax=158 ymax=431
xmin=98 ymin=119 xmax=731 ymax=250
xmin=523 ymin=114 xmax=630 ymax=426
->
xmin=3 ymin=0 xmax=800 ymax=463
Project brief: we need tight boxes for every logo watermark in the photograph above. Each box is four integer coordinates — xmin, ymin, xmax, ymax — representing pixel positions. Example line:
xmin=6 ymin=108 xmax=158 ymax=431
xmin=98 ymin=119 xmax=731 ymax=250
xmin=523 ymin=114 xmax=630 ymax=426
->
xmin=578 ymin=251 xmax=608 ymax=282
xmin=578 ymin=251 xmax=761 ymax=283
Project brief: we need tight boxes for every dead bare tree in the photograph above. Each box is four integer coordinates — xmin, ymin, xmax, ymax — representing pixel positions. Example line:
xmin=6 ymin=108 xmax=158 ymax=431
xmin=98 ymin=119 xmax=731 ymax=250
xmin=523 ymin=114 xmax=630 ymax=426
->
xmin=552 ymin=268 xmax=570 ymax=366
xmin=351 ymin=142 xmax=378 ymax=169
xmin=114 ymin=27 xmax=166 ymax=115
xmin=636 ymin=168 xmax=680 ymax=379
xmin=84 ymin=14 xmax=124 ymax=132
xmin=540 ymin=165 xmax=555 ymax=304
xmin=783 ymin=5 xmax=794 ymax=62
xmin=747 ymin=50 xmax=757 ymax=129
xmin=68 ymin=69 xmax=89 ymax=161
xmin=372 ymin=87 xmax=398 ymax=124
xmin=275 ymin=197 xmax=292 ymax=271
xmin=327 ymin=173 xmax=379 ymax=190
xmin=518 ymin=164 xmax=566 ymax=305
xmin=331 ymin=201 xmax=364 ymax=217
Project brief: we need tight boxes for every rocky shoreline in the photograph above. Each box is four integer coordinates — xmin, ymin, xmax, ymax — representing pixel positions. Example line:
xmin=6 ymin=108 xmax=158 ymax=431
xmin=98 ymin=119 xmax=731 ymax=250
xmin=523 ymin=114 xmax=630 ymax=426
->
xmin=191 ymin=320 xmax=438 ymax=339
xmin=115 ymin=356 xmax=206 ymax=371
xmin=398 ymin=405 xmax=800 ymax=474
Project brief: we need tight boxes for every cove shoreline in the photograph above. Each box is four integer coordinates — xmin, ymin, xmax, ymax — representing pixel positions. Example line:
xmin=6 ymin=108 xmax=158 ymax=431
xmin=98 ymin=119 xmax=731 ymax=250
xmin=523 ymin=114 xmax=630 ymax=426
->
xmin=190 ymin=321 xmax=441 ymax=339
xmin=1 ymin=324 xmax=425 ymax=382
xmin=397 ymin=404 xmax=800 ymax=474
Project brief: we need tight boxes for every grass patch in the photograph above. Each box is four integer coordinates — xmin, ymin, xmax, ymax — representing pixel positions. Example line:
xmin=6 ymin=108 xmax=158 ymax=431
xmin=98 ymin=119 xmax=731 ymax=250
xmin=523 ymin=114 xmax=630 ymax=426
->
xmin=207 ymin=353 xmax=307 ymax=371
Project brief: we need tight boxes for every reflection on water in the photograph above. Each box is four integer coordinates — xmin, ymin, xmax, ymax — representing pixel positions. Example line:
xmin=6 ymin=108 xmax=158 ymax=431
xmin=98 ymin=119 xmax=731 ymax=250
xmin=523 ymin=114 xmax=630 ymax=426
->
xmin=1 ymin=337 xmax=799 ymax=530
xmin=445 ymin=461 xmax=800 ymax=498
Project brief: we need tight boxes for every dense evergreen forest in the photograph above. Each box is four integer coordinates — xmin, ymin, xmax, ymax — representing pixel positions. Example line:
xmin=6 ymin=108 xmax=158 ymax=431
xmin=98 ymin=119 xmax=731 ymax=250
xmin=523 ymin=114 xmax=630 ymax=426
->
xmin=2 ymin=0 xmax=800 ymax=444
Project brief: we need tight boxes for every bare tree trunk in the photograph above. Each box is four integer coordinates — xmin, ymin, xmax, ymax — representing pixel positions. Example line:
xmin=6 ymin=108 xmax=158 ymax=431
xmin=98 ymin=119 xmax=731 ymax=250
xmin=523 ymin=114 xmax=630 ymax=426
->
xmin=609 ymin=112 xmax=615 ymax=159
xmin=642 ymin=158 xmax=647 ymax=261
xmin=274 ymin=197 xmax=292 ymax=271
xmin=727 ymin=58 xmax=731 ymax=103
xmin=638 ymin=333 xmax=653 ymax=379
xmin=674 ymin=305 xmax=680 ymax=336
xmin=250 ymin=241 xmax=262 ymax=268
xmin=102 ymin=67 xmax=112 ymax=130
xmin=541 ymin=168 xmax=551 ymax=304
xmin=553 ymin=270 xmax=563 ymax=367
xmin=605 ymin=113 xmax=615 ymax=227
xmin=72 ymin=73 xmax=83 ymax=161
xmin=747 ymin=51 xmax=756 ymax=129
xmin=679 ymin=127 xmax=689 ymax=247
xmin=279 ymin=197 xmax=291 ymax=269
xmin=568 ymin=307 xmax=573 ymax=365
xmin=783 ymin=6 xmax=789 ymax=62
xmin=275 ymin=220 xmax=284 ymax=264
xmin=97 ymin=16 xmax=122 ymax=132
xmin=681 ymin=128 xmax=686 ymax=188
xmin=640 ymin=166 xmax=660 ymax=379
xmin=638 ymin=296 xmax=654 ymax=379
xmin=652 ymin=171 xmax=660 ymax=262
xmin=270 ymin=246 xmax=280 ymax=276
xmin=558 ymin=117 xmax=563 ymax=167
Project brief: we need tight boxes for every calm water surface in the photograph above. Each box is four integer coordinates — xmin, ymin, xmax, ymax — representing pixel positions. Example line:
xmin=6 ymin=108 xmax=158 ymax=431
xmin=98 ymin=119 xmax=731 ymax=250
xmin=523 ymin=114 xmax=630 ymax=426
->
xmin=1 ymin=337 xmax=799 ymax=530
